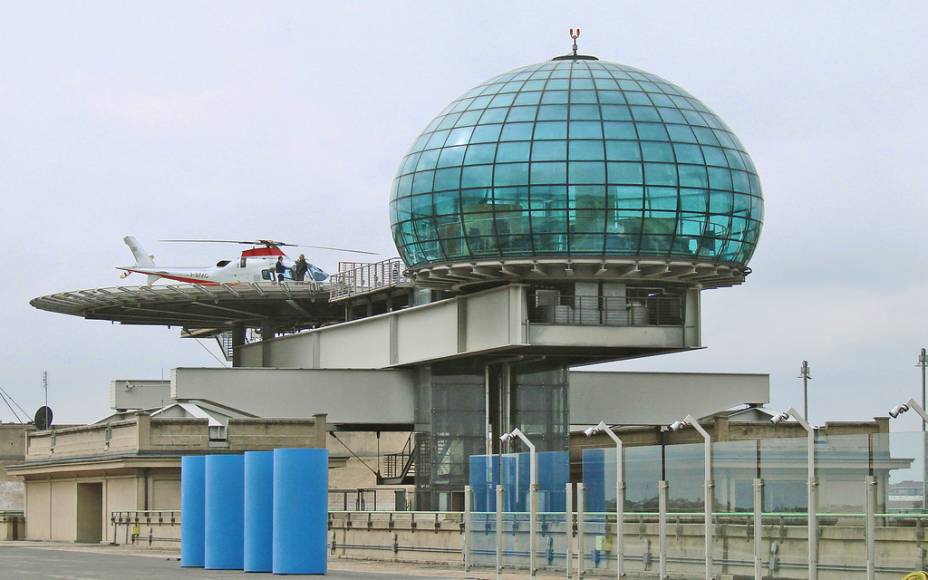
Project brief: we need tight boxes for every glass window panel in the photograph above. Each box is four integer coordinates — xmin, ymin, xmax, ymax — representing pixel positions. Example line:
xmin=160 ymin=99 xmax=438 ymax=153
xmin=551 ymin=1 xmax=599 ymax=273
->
xmin=679 ymin=165 xmax=708 ymax=188
xmin=644 ymin=163 xmax=677 ymax=186
xmin=454 ymin=110 xmax=482 ymax=127
xmin=436 ymin=113 xmax=461 ymax=130
xmin=673 ymin=143 xmax=703 ymax=164
xmin=601 ymin=105 xmax=632 ymax=120
xmin=708 ymin=167 xmax=733 ymax=190
xmin=570 ymin=185 xmax=606 ymax=208
xmin=636 ymin=123 xmax=669 ymax=141
xmin=595 ymin=85 xmax=623 ymax=97
xmin=445 ymin=126 xmax=474 ymax=147
xmin=641 ymin=142 xmax=674 ymax=162
xmin=397 ymin=174 xmax=412 ymax=195
xmin=437 ymin=146 xmax=466 ymax=168
xmin=666 ymin=124 xmax=697 ymax=143
xmin=464 ymin=143 xmax=497 ymax=165
xmin=434 ymin=191 xmax=460 ymax=215
xmin=496 ymin=141 xmax=530 ymax=163
xmin=506 ymin=106 xmax=537 ymax=122
xmin=607 ymin=162 xmax=644 ymax=184
xmin=624 ymin=91 xmax=651 ymax=105
xmin=608 ymin=185 xmax=644 ymax=209
xmin=426 ymin=130 xmax=450 ymax=149
xmin=416 ymin=149 xmax=440 ymax=171
xmin=731 ymin=170 xmax=751 ymax=193
xmin=470 ymin=124 xmax=502 ymax=143
xmin=493 ymin=186 xmax=530 ymax=208
xmin=724 ymin=148 xmax=746 ymax=170
xmin=541 ymin=90 xmax=569 ymax=104
xmin=488 ymin=93 xmax=516 ymax=108
xmin=693 ymin=127 xmax=720 ymax=146
xmin=568 ymin=161 xmax=606 ymax=184
xmin=494 ymin=163 xmax=529 ymax=186
xmin=434 ymin=167 xmax=461 ymax=191
xmin=410 ymin=193 xmax=433 ymax=216
xmin=460 ymin=187 xmax=493 ymax=208
xmin=530 ymin=186 xmax=567 ymax=209
xmin=568 ymin=140 xmax=605 ymax=161
xmin=680 ymin=189 xmax=707 ymax=212
xmin=478 ymin=108 xmax=508 ymax=125
xmin=534 ymin=121 xmax=567 ymax=140
xmin=701 ymin=146 xmax=728 ymax=166
xmin=569 ymin=104 xmax=600 ymax=120
xmin=537 ymin=104 xmax=568 ymax=121
xmin=401 ymin=153 xmax=420 ymax=174
xmin=682 ymin=109 xmax=708 ymax=126
xmin=546 ymin=78 xmax=569 ymax=90
xmin=530 ymin=162 xmax=567 ymax=184
xmin=570 ymin=90 xmax=597 ymax=104
xmin=570 ymin=78 xmax=594 ymax=89
xmin=531 ymin=140 xmax=567 ymax=161
xmin=514 ymin=91 xmax=542 ymax=105
xmin=709 ymin=191 xmax=733 ymax=214
xmin=649 ymin=93 xmax=674 ymax=107
xmin=630 ymin=106 xmax=661 ymax=122
xmin=646 ymin=186 xmax=678 ymax=211
xmin=412 ymin=171 xmax=435 ymax=194
xmin=530 ymin=210 xmax=567 ymax=234
xmin=569 ymin=121 xmax=603 ymax=139
xmin=500 ymin=122 xmax=534 ymax=141
xmin=467 ymin=95 xmax=492 ymax=110
xmin=606 ymin=140 xmax=641 ymax=161
xmin=461 ymin=165 xmax=493 ymax=188
xmin=603 ymin=121 xmax=637 ymax=139
xmin=521 ymin=80 xmax=546 ymax=91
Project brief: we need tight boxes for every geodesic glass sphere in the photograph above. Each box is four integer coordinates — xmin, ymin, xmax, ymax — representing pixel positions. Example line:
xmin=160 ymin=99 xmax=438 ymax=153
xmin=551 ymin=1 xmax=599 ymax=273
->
xmin=390 ymin=56 xmax=763 ymax=270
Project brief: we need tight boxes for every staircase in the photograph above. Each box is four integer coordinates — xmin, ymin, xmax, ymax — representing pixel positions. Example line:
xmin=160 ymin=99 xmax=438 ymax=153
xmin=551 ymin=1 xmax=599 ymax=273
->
xmin=215 ymin=332 xmax=234 ymax=362
xmin=377 ymin=434 xmax=417 ymax=485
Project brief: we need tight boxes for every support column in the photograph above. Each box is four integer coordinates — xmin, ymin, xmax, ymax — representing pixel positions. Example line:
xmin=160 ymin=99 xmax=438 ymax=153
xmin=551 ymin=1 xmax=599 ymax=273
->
xmin=230 ymin=324 xmax=246 ymax=367
xmin=260 ymin=322 xmax=275 ymax=368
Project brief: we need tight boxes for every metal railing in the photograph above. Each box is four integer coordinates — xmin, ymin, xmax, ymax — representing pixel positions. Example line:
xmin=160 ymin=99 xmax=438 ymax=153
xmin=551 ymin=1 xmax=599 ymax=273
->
xmin=110 ymin=510 xmax=181 ymax=546
xmin=328 ymin=258 xmax=408 ymax=301
xmin=329 ymin=488 xmax=414 ymax=512
xmin=529 ymin=291 xmax=684 ymax=327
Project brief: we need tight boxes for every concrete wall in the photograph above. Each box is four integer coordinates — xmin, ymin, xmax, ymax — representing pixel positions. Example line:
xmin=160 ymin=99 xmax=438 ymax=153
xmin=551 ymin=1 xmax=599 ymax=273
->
xmin=110 ymin=380 xmax=171 ymax=411
xmin=172 ymin=368 xmax=416 ymax=425
xmin=0 ymin=424 xmax=30 ymax=510
xmin=570 ymin=371 xmax=769 ymax=426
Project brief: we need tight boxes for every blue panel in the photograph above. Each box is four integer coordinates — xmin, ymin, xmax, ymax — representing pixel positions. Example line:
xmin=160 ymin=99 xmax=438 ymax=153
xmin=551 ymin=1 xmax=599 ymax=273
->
xmin=204 ymin=454 xmax=244 ymax=570
xmin=273 ymin=448 xmax=328 ymax=575
xmin=244 ymin=451 xmax=273 ymax=572
xmin=582 ymin=448 xmax=607 ymax=513
xmin=537 ymin=451 xmax=569 ymax=512
xmin=468 ymin=454 xmax=500 ymax=512
xmin=180 ymin=455 xmax=205 ymax=567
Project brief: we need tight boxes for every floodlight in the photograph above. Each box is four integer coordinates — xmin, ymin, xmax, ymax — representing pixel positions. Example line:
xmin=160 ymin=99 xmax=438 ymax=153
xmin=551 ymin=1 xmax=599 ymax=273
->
xmin=770 ymin=412 xmax=790 ymax=425
xmin=669 ymin=420 xmax=687 ymax=432
xmin=583 ymin=426 xmax=597 ymax=437
xmin=499 ymin=432 xmax=513 ymax=443
xmin=889 ymin=404 xmax=909 ymax=419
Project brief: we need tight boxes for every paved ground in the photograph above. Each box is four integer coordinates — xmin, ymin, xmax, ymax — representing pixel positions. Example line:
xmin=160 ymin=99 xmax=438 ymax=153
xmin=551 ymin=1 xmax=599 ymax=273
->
xmin=0 ymin=544 xmax=466 ymax=580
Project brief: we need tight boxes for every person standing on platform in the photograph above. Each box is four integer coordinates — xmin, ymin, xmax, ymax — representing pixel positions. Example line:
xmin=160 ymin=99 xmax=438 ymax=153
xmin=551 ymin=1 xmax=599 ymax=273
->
xmin=292 ymin=254 xmax=309 ymax=282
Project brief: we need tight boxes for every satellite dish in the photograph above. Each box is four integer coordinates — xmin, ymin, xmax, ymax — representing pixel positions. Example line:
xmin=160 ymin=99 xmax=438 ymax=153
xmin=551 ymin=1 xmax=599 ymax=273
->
xmin=34 ymin=406 xmax=53 ymax=430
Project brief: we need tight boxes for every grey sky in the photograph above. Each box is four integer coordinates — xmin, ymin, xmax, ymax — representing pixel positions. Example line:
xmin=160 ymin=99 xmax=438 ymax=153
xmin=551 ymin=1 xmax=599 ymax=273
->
xmin=0 ymin=2 xmax=925 ymax=427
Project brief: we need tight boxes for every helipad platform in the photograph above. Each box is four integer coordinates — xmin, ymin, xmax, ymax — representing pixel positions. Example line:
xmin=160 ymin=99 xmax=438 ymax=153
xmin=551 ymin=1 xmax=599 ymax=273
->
xmin=29 ymin=282 xmax=343 ymax=331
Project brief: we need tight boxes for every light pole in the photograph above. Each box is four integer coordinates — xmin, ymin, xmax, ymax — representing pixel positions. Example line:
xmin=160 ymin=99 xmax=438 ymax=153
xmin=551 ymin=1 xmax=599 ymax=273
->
xmin=500 ymin=428 xmax=536 ymax=580
xmin=918 ymin=349 xmax=928 ymax=432
xmin=799 ymin=361 xmax=812 ymax=421
xmin=669 ymin=415 xmax=713 ymax=580
xmin=771 ymin=408 xmax=816 ymax=580
xmin=889 ymin=398 xmax=928 ymax=510
xmin=584 ymin=421 xmax=624 ymax=579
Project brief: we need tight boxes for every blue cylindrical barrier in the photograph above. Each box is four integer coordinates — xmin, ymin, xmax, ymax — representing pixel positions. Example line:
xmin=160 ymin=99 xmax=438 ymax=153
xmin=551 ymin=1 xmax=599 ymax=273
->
xmin=273 ymin=448 xmax=329 ymax=574
xmin=180 ymin=455 xmax=205 ymax=567
xmin=244 ymin=451 xmax=274 ymax=572
xmin=204 ymin=454 xmax=245 ymax=570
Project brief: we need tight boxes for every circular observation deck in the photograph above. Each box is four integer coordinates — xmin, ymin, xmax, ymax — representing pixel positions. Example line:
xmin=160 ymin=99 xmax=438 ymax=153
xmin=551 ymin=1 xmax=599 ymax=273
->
xmin=390 ymin=56 xmax=763 ymax=290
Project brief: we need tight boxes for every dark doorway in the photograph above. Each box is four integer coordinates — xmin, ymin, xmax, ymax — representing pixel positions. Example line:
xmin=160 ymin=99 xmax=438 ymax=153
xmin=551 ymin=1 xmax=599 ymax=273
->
xmin=76 ymin=482 xmax=103 ymax=543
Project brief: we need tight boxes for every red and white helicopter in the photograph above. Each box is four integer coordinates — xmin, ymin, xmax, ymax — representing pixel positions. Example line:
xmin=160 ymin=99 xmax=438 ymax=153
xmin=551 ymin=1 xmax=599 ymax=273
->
xmin=117 ymin=236 xmax=377 ymax=286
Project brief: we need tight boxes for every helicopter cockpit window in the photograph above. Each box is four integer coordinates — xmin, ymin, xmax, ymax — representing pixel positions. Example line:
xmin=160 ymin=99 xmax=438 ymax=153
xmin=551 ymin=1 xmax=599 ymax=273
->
xmin=216 ymin=260 xmax=231 ymax=268
xmin=240 ymin=257 xmax=247 ymax=268
xmin=261 ymin=269 xmax=273 ymax=281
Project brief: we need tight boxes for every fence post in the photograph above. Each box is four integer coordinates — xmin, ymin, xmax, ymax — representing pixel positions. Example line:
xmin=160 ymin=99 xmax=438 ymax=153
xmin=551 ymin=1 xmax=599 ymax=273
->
xmin=565 ymin=482 xmax=573 ymax=580
xmin=753 ymin=478 xmax=763 ymax=580
xmin=577 ymin=482 xmax=585 ymax=579
xmin=865 ymin=475 xmax=877 ymax=580
xmin=496 ymin=484 xmax=504 ymax=580
xmin=464 ymin=485 xmax=472 ymax=573
xmin=659 ymin=480 xmax=668 ymax=580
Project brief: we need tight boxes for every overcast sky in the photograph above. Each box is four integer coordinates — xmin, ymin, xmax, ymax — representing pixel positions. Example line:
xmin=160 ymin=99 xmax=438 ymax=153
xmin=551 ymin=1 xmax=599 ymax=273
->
xmin=0 ymin=2 xmax=925 ymax=427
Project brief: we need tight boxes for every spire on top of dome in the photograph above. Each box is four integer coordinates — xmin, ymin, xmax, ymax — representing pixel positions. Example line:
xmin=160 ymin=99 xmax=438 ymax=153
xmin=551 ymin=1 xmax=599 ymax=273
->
xmin=552 ymin=27 xmax=599 ymax=61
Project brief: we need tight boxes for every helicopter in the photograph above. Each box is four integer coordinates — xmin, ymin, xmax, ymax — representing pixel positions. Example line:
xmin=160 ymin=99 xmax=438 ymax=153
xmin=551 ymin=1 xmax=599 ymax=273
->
xmin=117 ymin=236 xmax=377 ymax=286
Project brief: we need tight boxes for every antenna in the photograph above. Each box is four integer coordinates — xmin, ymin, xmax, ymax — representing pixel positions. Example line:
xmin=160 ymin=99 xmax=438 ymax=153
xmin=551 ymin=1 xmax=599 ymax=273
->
xmin=42 ymin=371 xmax=49 ymax=430
xmin=569 ymin=27 xmax=581 ymax=56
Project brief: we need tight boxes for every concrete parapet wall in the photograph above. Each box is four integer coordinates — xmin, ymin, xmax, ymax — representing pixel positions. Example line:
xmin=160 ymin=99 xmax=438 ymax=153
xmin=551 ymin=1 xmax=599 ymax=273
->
xmin=328 ymin=511 xmax=465 ymax=566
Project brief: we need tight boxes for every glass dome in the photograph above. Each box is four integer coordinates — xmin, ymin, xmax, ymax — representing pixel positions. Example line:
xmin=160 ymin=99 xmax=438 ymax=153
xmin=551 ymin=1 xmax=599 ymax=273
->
xmin=390 ymin=57 xmax=763 ymax=272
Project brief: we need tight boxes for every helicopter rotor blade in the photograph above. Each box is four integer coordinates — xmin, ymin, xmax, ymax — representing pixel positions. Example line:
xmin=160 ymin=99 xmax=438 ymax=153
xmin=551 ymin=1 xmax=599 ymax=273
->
xmin=159 ymin=239 xmax=259 ymax=245
xmin=292 ymin=244 xmax=379 ymax=255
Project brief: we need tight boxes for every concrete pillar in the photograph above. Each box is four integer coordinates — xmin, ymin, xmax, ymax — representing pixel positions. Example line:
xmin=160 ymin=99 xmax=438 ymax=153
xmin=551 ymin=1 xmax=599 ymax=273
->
xmin=312 ymin=414 xmax=328 ymax=448
xmin=260 ymin=322 xmax=276 ymax=368
xmin=231 ymin=324 xmax=246 ymax=368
